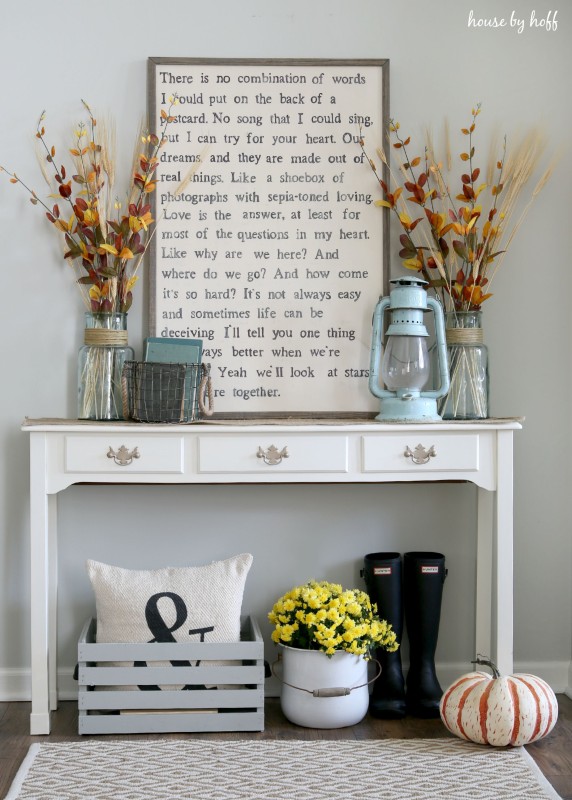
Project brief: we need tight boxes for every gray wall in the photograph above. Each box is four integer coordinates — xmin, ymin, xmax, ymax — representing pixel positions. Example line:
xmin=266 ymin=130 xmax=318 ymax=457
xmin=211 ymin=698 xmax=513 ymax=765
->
xmin=0 ymin=0 xmax=570 ymax=697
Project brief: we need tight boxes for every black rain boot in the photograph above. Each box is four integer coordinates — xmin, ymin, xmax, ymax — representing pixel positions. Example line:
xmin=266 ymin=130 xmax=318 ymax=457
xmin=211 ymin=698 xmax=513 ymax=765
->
xmin=404 ymin=551 xmax=447 ymax=718
xmin=362 ymin=552 xmax=406 ymax=719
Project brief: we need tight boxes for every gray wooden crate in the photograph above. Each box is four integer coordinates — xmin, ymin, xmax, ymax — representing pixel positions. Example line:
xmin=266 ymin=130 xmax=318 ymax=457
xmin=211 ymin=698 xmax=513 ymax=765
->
xmin=77 ymin=616 xmax=265 ymax=734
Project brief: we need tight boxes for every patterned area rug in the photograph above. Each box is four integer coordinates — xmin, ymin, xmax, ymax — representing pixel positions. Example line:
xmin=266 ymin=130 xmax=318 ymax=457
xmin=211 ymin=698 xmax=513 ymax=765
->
xmin=6 ymin=738 xmax=560 ymax=800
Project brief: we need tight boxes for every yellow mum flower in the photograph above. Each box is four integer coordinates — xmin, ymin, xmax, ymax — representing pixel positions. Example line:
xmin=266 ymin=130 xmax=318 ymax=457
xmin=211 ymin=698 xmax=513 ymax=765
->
xmin=306 ymin=593 xmax=321 ymax=609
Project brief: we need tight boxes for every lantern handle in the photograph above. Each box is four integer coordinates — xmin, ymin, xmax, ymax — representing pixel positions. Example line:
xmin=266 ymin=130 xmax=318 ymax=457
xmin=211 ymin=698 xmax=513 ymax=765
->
xmin=368 ymin=296 xmax=394 ymax=400
xmin=420 ymin=296 xmax=450 ymax=400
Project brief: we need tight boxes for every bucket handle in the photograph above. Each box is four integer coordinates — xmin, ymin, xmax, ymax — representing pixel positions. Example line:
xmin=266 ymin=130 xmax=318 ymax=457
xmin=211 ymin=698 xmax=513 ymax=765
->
xmin=271 ymin=652 xmax=382 ymax=698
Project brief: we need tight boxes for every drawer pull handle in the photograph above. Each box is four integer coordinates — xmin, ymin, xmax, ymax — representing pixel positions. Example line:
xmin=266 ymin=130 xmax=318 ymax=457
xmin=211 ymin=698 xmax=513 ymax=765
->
xmin=404 ymin=444 xmax=436 ymax=465
xmin=107 ymin=445 xmax=140 ymax=467
xmin=257 ymin=445 xmax=289 ymax=466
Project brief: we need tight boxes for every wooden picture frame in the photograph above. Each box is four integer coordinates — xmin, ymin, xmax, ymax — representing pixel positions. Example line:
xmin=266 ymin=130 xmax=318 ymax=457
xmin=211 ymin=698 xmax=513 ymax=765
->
xmin=147 ymin=58 xmax=389 ymax=417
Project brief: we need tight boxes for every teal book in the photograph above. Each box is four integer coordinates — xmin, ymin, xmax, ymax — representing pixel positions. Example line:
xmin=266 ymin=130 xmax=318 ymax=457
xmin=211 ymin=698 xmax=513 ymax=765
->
xmin=144 ymin=337 xmax=203 ymax=365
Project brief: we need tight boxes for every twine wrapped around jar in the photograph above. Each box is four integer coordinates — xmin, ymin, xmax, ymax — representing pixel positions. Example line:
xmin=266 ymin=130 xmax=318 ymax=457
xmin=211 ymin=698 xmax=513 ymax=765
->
xmin=445 ymin=327 xmax=484 ymax=346
xmin=83 ymin=328 xmax=129 ymax=347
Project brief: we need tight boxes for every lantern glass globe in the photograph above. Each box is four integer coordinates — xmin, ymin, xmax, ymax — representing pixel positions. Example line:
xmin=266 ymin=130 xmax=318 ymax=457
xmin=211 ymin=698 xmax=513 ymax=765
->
xmin=381 ymin=335 xmax=430 ymax=392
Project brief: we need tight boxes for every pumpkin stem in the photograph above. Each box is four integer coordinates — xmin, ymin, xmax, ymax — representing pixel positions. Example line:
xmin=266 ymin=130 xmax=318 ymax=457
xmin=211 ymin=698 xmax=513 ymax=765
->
xmin=472 ymin=654 xmax=501 ymax=679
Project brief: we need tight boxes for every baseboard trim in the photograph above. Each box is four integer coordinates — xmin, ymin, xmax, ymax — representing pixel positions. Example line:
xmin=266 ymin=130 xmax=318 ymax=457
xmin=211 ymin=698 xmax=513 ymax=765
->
xmin=436 ymin=661 xmax=569 ymax=696
xmin=0 ymin=669 xmax=31 ymax=701
xmin=509 ymin=660 xmax=570 ymax=696
xmin=1 ymin=660 xmax=571 ymax=702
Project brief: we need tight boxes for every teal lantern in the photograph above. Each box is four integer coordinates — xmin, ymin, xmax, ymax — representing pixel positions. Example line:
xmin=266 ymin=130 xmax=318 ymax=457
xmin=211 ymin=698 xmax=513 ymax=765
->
xmin=369 ymin=278 xmax=450 ymax=421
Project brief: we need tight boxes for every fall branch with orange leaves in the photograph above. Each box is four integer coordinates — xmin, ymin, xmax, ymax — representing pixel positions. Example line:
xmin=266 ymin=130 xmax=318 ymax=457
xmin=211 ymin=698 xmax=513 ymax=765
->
xmin=360 ymin=104 xmax=554 ymax=313
xmin=1 ymin=96 xmax=193 ymax=314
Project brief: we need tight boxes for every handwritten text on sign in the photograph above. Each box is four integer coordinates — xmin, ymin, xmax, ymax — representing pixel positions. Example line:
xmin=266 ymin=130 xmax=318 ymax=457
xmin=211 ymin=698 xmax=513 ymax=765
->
xmin=149 ymin=60 xmax=387 ymax=414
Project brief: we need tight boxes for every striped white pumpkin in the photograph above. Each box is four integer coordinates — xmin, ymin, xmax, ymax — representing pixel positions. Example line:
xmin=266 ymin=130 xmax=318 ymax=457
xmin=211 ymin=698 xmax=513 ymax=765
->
xmin=440 ymin=658 xmax=558 ymax=747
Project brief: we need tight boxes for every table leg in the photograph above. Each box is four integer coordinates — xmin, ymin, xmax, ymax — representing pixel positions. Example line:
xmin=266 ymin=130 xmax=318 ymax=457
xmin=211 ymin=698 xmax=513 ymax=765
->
xmin=48 ymin=493 xmax=58 ymax=711
xmin=29 ymin=433 xmax=52 ymax=735
xmin=493 ymin=429 xmax=514 ymax=676
xmin=476 ymin=487 xmax=493 ymax=661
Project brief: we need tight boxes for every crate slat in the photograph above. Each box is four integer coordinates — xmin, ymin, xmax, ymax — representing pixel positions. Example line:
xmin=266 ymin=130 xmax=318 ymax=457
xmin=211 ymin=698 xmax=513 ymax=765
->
xmin=79 ymin=640 xmax=261 ymax=661
xmin=79 ymin=687 xmax=264 ymax=710
xmin=79 ymin=664 xmax=263 ymax=685
xmin=78 ymin=710 xmax=264 ymax=735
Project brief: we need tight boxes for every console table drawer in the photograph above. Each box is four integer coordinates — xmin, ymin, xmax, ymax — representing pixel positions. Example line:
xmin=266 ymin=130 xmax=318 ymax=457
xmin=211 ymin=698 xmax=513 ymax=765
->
xmin=362 ymin=433 xmax=479 ymax=474
xmin=64 ymin=435 xmax=184 ymax=474
xmin=198 ymin=435 xmax=348 ymax=474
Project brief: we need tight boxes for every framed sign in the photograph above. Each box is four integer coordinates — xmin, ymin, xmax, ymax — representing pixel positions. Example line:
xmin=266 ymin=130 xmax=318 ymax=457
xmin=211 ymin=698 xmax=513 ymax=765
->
xmin=148 ymin=58 xmax=389 ymax=416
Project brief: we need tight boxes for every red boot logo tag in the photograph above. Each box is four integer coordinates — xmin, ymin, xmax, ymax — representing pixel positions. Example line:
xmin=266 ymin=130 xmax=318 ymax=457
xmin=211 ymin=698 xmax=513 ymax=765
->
xmin=421 ymin=566 xmax=439 ymax=574
xmin=373 ymin=566 xmax=392 ymax=576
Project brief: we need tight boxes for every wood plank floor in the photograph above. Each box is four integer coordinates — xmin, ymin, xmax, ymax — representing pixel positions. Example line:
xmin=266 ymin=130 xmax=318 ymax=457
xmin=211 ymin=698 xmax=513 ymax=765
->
xmin=1 ymin=695 xmax=571 ymax=799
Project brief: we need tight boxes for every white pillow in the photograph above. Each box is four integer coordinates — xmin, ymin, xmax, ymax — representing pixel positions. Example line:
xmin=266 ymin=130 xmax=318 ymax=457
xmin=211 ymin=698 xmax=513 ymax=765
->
xmin=87 ymin=553 xmax=253 ymax=647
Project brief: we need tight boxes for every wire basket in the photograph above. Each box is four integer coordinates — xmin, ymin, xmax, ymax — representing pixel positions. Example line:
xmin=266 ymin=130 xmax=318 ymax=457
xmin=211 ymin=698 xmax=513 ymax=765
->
xmin=122 ymin=361 xmax=213 ymax=423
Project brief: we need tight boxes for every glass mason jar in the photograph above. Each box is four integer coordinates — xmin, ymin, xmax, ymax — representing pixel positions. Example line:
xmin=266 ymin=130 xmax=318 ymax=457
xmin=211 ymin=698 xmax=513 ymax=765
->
xmin=77 ymin=312 xmax=134 ymax=420
xmin=438 ymin=310 xmax=489 ymax=420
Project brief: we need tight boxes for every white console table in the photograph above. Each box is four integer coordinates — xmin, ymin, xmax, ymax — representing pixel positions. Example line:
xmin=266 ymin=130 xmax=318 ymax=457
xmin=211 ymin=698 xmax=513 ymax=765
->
xmin=23 ymin=417 xmax=520 ymax=735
